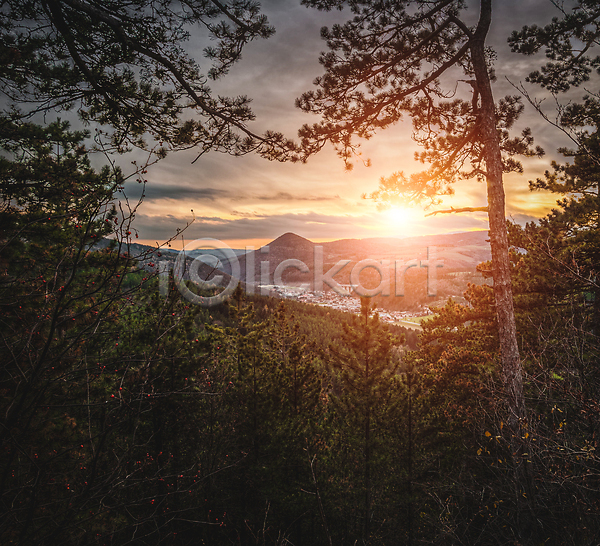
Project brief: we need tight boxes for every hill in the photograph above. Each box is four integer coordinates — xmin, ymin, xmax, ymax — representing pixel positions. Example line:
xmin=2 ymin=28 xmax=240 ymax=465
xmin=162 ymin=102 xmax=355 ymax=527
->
xmin=109 ymin=231 xmax=492 ymax=311
xmin=231 ymin=230 xmax=491 ymax=287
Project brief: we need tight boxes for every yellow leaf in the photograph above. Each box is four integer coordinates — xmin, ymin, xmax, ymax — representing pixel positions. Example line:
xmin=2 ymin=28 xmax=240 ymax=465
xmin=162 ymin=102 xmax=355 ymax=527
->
xmin=485 ymin=431 xmax=491 ymax=437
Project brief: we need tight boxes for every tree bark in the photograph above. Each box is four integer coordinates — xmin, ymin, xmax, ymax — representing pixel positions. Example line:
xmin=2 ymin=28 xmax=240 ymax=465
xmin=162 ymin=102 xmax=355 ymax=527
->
xmin=471 ymin=0 xmax=526 ymax=425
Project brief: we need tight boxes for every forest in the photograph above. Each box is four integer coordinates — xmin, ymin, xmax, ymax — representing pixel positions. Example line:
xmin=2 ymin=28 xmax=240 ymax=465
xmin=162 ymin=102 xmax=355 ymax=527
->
xmin=1 ymin=1 xmax=600 ymax=544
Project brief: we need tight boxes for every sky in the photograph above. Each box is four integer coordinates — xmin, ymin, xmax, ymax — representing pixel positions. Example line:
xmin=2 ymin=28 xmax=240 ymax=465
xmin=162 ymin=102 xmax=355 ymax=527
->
xmin=121 ymin=0 xmax=575 ymax=249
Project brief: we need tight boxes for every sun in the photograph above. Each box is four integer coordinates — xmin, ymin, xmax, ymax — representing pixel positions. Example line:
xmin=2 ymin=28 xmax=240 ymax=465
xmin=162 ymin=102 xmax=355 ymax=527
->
xmin=382 ymin=205 xmax=420 ymax=237
xmin=385 ymin=205 xmax=409 ymax=226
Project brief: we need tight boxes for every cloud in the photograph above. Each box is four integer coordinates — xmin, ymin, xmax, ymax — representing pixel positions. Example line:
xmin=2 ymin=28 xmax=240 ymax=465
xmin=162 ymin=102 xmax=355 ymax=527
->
xmin=240 ymin=192 xmax=341 ymax=202
xmin=133 ymin=211 xmax=363 ymax=245
xmin=125 ymin=181 xmax=343 ymax=205
xmin=133 ymin=206 xmax=492 ymax=248
xmin=508 ymin=213 xmax=543 ymax=227
xmin=230 ymin=210 xmax=266 ymax=218
xmin=127 ymin=184 xmax=231 ymax=202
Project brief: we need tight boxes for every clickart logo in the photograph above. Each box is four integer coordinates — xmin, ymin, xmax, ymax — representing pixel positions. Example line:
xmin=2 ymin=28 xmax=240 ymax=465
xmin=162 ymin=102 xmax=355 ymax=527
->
xmin=159 ymin=238 xmax=443 ymax=308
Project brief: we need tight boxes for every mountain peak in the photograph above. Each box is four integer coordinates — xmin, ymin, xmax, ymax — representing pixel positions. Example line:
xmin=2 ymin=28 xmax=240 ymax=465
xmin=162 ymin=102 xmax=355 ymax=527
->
xmin=268 ymin=232 xmax=314 ymax=248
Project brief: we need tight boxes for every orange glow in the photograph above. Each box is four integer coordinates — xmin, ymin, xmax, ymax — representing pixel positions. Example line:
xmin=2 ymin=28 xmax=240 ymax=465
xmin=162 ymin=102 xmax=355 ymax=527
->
xmin=136 ymin=238 xmax=272 ymax=250
xmin=383 ymin=205 xmax=420 ymax=237
xmin=385 ymin=205 xmax=410 ymax=225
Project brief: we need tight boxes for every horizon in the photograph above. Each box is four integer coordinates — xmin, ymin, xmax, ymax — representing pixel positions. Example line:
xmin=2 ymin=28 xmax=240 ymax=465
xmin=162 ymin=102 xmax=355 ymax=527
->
xmin=135 ymin=227 xmax=492 ymax=251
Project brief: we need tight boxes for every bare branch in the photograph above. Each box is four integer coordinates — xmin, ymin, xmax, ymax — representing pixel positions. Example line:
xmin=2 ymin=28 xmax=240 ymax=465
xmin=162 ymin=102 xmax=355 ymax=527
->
xmin=425 ymin=206 xmax=488 ymax=217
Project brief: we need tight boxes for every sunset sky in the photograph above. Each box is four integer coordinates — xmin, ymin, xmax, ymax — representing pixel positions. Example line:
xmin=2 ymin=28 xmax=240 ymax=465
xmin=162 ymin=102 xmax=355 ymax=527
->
xmin=122 ymin=0 xmax=572 ymax=249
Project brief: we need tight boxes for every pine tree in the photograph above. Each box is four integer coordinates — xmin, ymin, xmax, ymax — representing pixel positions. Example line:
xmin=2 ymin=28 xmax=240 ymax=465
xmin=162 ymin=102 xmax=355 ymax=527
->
xmin=0 ymin=0 xmax=298 ymax=160
xmin=527 ymin=134 xmax=600 ymax=334
xmin=0 ymin=120 xmax=130 ymax=543
xmin=509 ymin=1 xmax=600 ymax=336
xmin=297 ymin=0 xmax=544 ymax=425
xmin=326 ymin=297 xmax=400 ymax=543
xmin=0 ymin=120 xmax=218 ymax=544
xmin=260 ymin=302 xmax=328 ymax=542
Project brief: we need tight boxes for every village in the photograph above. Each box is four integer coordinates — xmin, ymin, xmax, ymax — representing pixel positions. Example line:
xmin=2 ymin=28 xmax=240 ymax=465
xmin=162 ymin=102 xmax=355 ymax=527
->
xmin=258 ymin=283 xmax=431 ymax=328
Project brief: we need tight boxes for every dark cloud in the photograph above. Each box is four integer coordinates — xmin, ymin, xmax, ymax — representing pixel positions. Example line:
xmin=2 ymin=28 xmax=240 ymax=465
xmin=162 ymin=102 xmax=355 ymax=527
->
xmin=135 ymin=211 xmax=367 ymax=245
xmin=230 ymin=210 xmax=266 ymax=218
xmin=125 ymin=184 xmax=231 ymax=202
xmin=124 ymin=181 xmax=342 ymax=205
xmin=507 ymin=213 xmax=544 ymax=227
xmin=241 ymin=192 xmax=341 ymax=202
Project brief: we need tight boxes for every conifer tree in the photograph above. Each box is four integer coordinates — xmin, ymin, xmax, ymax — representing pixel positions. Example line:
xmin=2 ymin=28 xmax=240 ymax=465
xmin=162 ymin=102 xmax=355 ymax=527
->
xmin=509 ymin=0 xmax=600 ymax=161
xmin=266 ymin=303 xmax=323 ymax=423
xmin=297 ymin=0 xmax=543 ymax=424
xmin=0 ymin=0 xmax=297 ymax=159
xmin=508 ymin=131 xmax=600 ymax=337
xmin=327 ymin=298 xmax=400 ymax=543
xmin=0 ymin=120 xmax=133 ymax=543
xmin=510 ymin=1 xmax=600 ymax=335
xmin=259 ymin=302 xmax=327 ymax=541
xmin=0 ymin=119 xmax=220 ymax=544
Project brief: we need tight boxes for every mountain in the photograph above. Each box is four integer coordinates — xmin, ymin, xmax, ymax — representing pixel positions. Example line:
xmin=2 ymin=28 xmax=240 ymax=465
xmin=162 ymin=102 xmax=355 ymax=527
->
xmin=231 ymin=230 xmax=491 ymax=288
xmin=95 ymin=238 xmax=240 ymax=292
xmin=235 ymin=232 xmax=316 ymax=287
xmin=320 ymin=231 xmax=490 ymax=267
xmin=111 ymin=230 xmax=491 ymax=281
xmin=95 ymin=231 xmax=491 ymax=310
xmin=102 ymin=231 xmax=491 ymax=298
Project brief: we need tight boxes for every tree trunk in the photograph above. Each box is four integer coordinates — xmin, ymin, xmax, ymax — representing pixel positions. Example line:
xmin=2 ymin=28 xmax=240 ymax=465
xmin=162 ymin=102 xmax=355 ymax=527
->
xmin=471 ymin=0 xmax=526 ymax=425
xmin=364 ymin=352 xmax=371 ymax=543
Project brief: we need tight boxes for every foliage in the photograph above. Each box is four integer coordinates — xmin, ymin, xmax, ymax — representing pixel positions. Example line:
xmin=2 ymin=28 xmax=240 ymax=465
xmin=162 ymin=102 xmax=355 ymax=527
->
xmin=4 ymin=3 xmax=600 ymax=544
xmin=508 ymin=132 xmax=600 ymax=339
xmin=509 ymin=0 xmax=600 ymax=93
xmin=509 ymin=0 xmax=600 ymax=164
xmin=2 ymin=119 xmax=599 ymax=541
xmin=0 ymin=120 xmax=126 ymax=543
xmin=0 ymin=0 xmax=298 ymax=159
xmin=297 ymin=0 xmax=542 ymax=424
xmin=319 ymin=298 xmax=402 ymax=543
xmin=297 ymin=0 xmax=542 ymax=191
xmin=0 ymin=120 xmax=219 ymax=544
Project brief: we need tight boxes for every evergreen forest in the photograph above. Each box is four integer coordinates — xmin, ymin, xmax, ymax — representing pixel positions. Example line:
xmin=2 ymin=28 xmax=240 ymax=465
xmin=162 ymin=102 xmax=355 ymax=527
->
xmin=1 ymin=1 xmax=600 ymax=544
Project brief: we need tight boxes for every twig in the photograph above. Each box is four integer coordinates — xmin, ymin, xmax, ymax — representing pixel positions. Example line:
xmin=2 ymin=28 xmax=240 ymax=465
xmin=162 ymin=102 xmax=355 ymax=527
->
xmin=307 ymin=449 xmax=332 ymax=546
